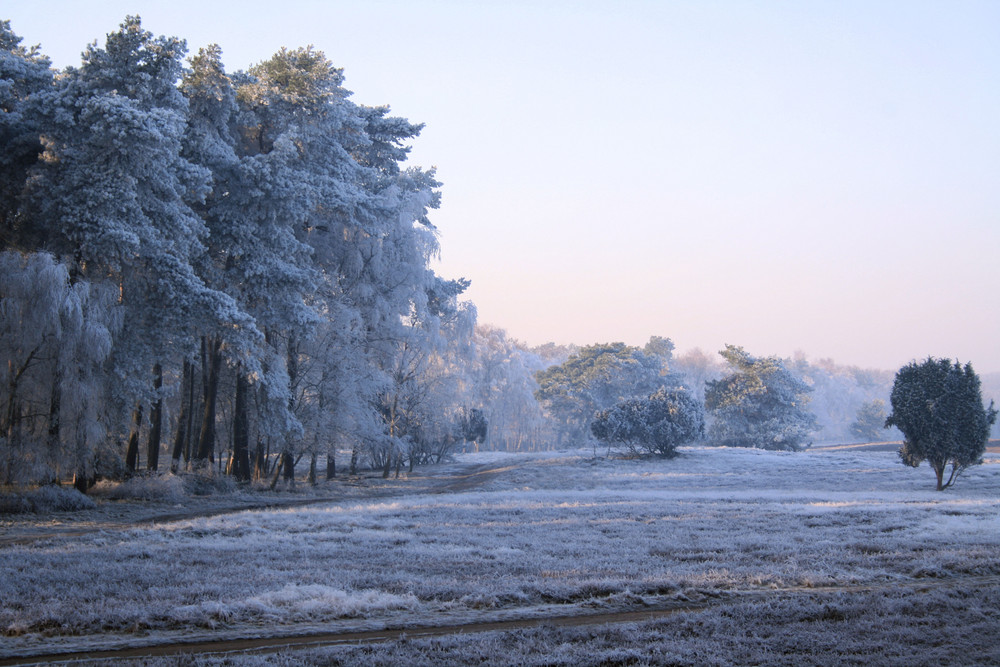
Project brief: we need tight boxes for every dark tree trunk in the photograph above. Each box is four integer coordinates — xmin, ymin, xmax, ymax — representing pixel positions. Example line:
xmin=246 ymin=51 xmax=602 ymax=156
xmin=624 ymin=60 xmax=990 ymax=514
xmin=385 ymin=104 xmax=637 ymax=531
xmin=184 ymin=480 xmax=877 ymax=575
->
xmin=308 ymin=452 xmax=317 ymax=486
xmin=146 ymin=363 xmax=163 ymax=472
xmin=72 ymin=471 xmax=90 ymax=493
xmin=268 ymin=450 xmax=295 ymax=489
xmin=195 ymin=337 xmax=223 ymax=466
xmin=46 ymin=374 xmax=61 ymax=481
xmin=230 ymin=369 xmax=251 ymax=482
xmin=171 ymin=360 xmax=192 ymax=472
xmin=124 ymin=403 xmax=143 ymax=473
xmin=280 ymin=331 xmax=299 ymax=485
xmin=184 ymin=354 xmax=199 ymax=464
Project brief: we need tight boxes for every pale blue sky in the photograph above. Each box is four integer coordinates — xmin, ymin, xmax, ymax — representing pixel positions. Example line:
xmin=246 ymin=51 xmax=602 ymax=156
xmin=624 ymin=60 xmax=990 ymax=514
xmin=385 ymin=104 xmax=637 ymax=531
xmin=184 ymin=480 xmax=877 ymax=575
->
xmin=5 ymin=1 xmax=999 ymax=371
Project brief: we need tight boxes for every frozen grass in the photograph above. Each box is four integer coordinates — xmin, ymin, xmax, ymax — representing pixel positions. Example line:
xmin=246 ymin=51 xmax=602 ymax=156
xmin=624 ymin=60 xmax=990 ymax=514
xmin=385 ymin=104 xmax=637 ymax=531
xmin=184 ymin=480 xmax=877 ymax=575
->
xmin=90 ymin=473 xmax=189 ymax=503
xmin=136 ymin=585 xmax=1000 ymax=666
xmin=2 ymin=446 xmax=999 ymax=661
xmin=0 ymin=485 xmax=95 ymax=514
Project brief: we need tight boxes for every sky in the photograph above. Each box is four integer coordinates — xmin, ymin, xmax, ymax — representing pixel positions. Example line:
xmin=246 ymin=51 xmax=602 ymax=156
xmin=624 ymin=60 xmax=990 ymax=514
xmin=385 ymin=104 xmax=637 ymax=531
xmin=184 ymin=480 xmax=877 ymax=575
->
xmin=5 ymin=1 xmax=999 ymax=372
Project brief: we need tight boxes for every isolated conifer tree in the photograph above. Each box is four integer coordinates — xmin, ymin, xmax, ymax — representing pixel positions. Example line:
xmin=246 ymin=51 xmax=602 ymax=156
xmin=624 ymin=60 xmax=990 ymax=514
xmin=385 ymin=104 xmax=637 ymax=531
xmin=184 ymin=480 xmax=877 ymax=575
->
xmin=885 ymin=358 xmax=996 ymax=490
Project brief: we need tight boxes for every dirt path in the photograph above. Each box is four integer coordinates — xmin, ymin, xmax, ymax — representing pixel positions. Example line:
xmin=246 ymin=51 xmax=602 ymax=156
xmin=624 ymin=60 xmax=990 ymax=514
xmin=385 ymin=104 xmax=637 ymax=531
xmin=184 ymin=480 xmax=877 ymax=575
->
xmin=424 ymin=461 xmax=522 ymax=494
xmin=0 ymin=459 xmax=517 ymax=547
xmin=3 ymin=574 xmax=998 ymax=665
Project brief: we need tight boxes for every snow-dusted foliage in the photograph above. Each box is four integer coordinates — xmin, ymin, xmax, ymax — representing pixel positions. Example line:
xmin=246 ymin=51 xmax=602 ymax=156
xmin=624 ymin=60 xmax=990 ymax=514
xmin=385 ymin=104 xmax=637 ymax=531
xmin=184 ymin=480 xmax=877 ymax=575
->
xmin=591 ymin=387 xmax=704 ymax=457
xmin=534 ymin=338 xmax=679 ymax=446
xmin=0 ymin=18 xmax=474 ymax=487
xmin=886 ymin=357 xmax=997 ymax=490
xmin=463 ymin=325 xmax=548 ymax=452
xmin=0 ymin=20 xmax=51 ymax=248
xmin=787 ymin=355 xmax=899 ymax=443
xmin=705 ymin=345 xmax=817 ymax=451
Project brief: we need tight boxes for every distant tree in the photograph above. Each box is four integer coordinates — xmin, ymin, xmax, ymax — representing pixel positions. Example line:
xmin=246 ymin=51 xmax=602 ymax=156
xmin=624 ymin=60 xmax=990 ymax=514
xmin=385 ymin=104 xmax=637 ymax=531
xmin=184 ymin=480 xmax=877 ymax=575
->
xmin=850 ymin=399 xmax=888 ymax=443
xmin=671 ymin=347 xmax=726 ymax=404
xmin=591 ymin=388 xmax=703 ymax=458
xmin=456 ymin=407 xmax=488 ymax=451
xmin=705 ymin=345 xmax=817 ymax=451
xmin=885 ymin=358 xmax=997 ymax=491
xmin=466 ymin=325 xmax=547 ymax=452
xmin=535 ymin=339 xmax=677 ymax=446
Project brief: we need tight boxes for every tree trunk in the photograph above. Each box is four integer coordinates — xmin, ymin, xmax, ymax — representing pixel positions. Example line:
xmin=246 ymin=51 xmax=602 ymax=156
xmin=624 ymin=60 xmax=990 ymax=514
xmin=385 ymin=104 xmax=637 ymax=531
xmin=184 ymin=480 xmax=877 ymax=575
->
xmin=308 ymin=452 xmax=317 ymax=486
xmin=253 ymin=440 xmax=267 ymax=481
xmin=279 ymin=331 xmax=298 ymax=486
xmin=46 ymin=374 xmax=62 ymax=482
xmin=124 ymin=403 xmax=143 ymax=473
xmin=195 ymin=337 xmax=223 ymax=467
xmin=171 ymin=360 xmax=191 ymax=472
xmin=184 ymin=355 xmax=199 ymax=465
xmin=269 ymin=451 xmax=296 ymax=489
xmin=72 ymin=393 xmax=90 ymax=492
xmin=146 ymin=363 xmax=163 ymax=472
xmin=230 ymin=369 xmax=251 ymax=482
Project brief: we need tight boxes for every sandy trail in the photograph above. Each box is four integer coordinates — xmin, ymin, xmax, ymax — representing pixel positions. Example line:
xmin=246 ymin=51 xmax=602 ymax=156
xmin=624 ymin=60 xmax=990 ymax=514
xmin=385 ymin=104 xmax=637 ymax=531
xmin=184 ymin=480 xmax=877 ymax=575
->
xmin=2 ymin=574 xmax=998 ymax=665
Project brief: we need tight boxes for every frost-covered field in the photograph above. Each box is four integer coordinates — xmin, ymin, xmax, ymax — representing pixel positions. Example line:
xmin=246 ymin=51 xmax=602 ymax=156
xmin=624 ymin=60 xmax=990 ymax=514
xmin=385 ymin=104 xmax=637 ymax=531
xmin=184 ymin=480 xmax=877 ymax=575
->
xmin=2 ymin=445 xmax=999 ymax=664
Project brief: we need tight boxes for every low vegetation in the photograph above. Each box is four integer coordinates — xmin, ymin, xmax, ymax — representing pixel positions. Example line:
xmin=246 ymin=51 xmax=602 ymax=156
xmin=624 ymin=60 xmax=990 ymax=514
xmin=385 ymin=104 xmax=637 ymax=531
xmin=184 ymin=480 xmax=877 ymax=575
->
xmin=2 ymin=446 xmax=997 ymax=662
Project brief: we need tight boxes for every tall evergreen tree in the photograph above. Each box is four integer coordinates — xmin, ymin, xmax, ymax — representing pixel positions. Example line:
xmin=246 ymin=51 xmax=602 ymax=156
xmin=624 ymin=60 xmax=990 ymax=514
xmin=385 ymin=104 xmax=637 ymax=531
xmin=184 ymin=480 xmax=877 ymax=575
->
xmin=0 ymin=21 xmax=52 ymax=251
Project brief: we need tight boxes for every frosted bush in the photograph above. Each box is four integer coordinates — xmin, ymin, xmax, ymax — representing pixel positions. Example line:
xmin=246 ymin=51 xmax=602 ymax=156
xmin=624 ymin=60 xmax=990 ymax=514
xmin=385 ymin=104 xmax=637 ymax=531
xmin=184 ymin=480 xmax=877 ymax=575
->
xmin=0 ymin=486 xmax=96 ymax=514
xmin=90 ymin=474 xmax=187 ymax=502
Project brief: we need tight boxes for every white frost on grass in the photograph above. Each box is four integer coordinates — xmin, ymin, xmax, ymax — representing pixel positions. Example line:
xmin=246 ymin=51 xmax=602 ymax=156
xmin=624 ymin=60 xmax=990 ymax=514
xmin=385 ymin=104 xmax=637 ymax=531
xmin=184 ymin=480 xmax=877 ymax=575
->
xmin=90 ymin=473 xmax=188 ymax=502
xmin=2 ymin=445 xmax=998 ymax=655
xmin=170 ymin=585 xmax=417 ymax=628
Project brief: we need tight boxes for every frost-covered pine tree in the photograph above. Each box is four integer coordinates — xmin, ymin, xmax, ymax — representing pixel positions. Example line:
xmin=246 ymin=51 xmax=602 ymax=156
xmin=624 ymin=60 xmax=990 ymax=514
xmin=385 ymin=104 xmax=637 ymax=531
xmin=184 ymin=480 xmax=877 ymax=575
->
xmin=0 ymin=21 xmax=52 ymax=251
xmin=22 ymin=18 xmax=249 ymax=474
xmin=705 ymin=345 xmax=817 ymax=451
xmin=535 ymin=340 xmax=679 ymax=446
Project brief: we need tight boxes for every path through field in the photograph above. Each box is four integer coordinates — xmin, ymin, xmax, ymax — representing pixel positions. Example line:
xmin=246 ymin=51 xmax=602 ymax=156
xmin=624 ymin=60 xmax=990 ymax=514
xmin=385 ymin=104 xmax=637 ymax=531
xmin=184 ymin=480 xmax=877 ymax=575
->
xmin=3 ymin=573 xmax=999 ymax=665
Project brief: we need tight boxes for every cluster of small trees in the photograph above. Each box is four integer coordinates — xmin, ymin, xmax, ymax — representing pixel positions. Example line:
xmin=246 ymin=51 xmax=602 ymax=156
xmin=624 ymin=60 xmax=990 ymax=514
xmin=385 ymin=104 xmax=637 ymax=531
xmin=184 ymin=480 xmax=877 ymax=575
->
xmin=534 ymin=340 xmax=816 ymax=458
xmin=534 ymin=342 xmax=996 ymax=490
xmin=0 ymin=18 xmax=477 ymax=488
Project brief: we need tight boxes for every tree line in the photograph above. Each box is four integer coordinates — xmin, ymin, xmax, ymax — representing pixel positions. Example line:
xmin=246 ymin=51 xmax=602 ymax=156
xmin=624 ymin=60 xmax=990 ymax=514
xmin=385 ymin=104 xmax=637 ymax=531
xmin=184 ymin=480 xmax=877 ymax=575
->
xmin=0 ymin=17 xmax=478 ymax=488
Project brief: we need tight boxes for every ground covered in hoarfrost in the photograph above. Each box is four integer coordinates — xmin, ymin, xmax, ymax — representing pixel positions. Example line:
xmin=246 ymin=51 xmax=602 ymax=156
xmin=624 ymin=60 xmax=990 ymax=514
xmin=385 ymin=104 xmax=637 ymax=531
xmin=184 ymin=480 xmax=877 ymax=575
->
xmin=2 ymin=445 xmax=999 ymax=664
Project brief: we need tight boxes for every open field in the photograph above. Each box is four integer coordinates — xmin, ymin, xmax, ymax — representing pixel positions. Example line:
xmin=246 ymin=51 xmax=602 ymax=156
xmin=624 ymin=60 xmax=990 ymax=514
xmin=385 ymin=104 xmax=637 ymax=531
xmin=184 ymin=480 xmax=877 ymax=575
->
xmin=2 ymin=444 xmax=999 ymax=665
